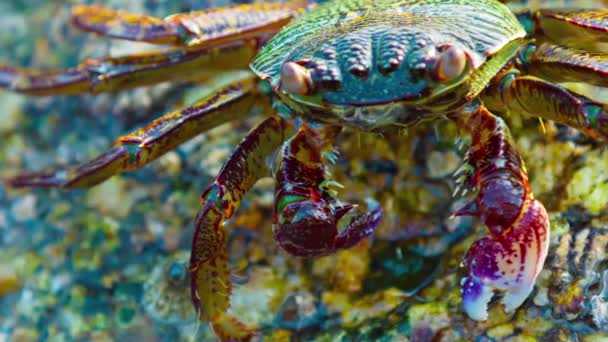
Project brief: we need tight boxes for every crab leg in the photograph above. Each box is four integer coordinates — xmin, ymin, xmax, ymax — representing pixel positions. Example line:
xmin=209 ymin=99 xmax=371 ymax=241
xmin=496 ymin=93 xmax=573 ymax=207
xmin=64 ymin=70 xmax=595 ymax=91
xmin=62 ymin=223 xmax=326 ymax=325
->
xmin=494 ymin=73 xmax=608 ymax=140
xmin=0 ymin=41 xmax=257 ymax=96
xmin=191 ymin=116 xmax=290 ymax=341
xmin=5 ymin=71 xmax=267 ymax=189
xmin=0 ymin=1 xmax=307 ymax=96
xmin=191 ymin=122 xmax=382 ymax=340
xmin=527 ymin=8 xmax=608 ymax=50
xmin=511 ymin=7 xmax=608 ymax=87
xmin=71 ymin=2 xmax=306 ymax=48
xmin=451 ymin=104 xmax=550 ymax=321
xmin=516 ymin=42 xmax=608 ymax=88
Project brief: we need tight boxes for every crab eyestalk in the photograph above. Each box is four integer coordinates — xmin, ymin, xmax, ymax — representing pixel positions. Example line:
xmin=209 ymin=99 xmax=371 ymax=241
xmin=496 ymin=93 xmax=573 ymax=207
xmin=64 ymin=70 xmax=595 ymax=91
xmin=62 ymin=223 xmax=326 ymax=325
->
xmin=273 ymin=126 xmax=383 ymax=257
xmin=452 ymin=104 xmax=550 ymax=321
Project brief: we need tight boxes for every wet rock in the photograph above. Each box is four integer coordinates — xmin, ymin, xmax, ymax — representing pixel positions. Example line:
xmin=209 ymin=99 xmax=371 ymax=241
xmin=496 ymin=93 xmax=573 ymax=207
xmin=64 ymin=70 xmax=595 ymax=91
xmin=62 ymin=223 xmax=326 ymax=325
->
xmin=142 ymin=255 xmax=194 ymax=325
xmin=565 ymin=149 xmax=608 ymax=214
xmin=85 ymin=177 xmax=137 ymax=218
xmin=273 ymin=291 xmax=326 ymax=331
xmin=0 ymin=263 xmax=21 ymax=298
xmin=364 ymin=241 xmax=439 ymax=295
xmin=544 ymin=226 xmax=608 ymax=323
xmin=11 ymin=194 xmax=37 ymax=222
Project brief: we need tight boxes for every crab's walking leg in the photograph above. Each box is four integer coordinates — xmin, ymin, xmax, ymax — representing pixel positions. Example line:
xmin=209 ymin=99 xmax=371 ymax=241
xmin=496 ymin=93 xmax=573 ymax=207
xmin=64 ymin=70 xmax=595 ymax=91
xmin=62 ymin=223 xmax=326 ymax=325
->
xmin=191 ymin=123 xmax=382 ymax=340
xmin=71 ymin=1 xmax=306 ymax=48
xmin=0 ymin=1 xmax=306 ymax=96
xmin=273 ymin=126 xmax=383 ymax=257
xmin=520 ymin=8 xmax=608 ymax=50
xmin=0 ymin=42 xmax=257 ymax=95
xmin=451 ymin=104 xmax=550 ymax=321
xmin=494 ymin=73 xmax=608 ymax=141
xmin=190 ymin=116 xmax=290 ymax=340
xmin=5 ymin=71 xmax=268 ymax=189
xmin=511 ymin=7 xmax=608 ymax=88
xmin=521 ymin=42 xmax=608 ymax=88
xmin=482 ymin=11 xmax=608 ymax=141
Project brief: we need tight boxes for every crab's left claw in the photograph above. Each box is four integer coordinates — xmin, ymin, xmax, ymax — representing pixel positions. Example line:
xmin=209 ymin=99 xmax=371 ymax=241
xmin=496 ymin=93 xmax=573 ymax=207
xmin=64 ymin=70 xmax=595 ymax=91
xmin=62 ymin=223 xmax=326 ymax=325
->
xmin=273 ymin=127 xmax=383 ymax=257
xmin=459 ymin=198 xmax=549 ymax=320
xmin=453 ymin=105 xmax=550 ymax=320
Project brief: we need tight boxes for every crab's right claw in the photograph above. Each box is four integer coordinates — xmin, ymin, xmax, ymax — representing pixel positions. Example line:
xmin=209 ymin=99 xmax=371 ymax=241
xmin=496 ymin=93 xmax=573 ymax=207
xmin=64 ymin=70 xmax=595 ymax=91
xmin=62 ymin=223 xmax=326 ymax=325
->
xmin=273 ymin=126 xmax=383 ymax=257
xmin=274 ymin=198 xmax=383 ymax=257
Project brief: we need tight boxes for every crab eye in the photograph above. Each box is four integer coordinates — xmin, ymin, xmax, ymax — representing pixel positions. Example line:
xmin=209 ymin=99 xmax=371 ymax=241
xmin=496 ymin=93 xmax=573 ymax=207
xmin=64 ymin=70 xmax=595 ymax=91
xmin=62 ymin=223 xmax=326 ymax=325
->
xmin=280 ymin=62 xmax=313 ymax=95
xmin=435 ymin=45 xmax=468 ymax=82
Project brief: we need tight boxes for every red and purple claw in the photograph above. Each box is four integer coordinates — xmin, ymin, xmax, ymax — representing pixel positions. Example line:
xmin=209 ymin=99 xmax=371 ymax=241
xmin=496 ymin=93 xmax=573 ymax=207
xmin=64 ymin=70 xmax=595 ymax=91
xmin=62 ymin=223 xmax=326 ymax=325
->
xmin=460 ymin=198 xmax=549 ymax=320
xmin=273 ymin=126 xmax=382 ymax=257
xmin=453 ymin=106 xmax=551 ymax=320
xmin=274 ymin=198 xmax=383 ymax=257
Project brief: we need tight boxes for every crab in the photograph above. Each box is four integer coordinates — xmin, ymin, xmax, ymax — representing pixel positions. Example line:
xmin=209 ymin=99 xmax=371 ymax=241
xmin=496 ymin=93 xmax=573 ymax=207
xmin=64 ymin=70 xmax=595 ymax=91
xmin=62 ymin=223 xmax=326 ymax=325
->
xmin=2 ymin=0 xmax=608 ymax=340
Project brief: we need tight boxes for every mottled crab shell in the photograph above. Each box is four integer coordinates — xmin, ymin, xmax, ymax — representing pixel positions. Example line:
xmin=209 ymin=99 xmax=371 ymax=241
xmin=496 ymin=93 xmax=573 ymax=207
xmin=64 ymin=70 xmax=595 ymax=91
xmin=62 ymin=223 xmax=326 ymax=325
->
xmin=251 ymin=0 xmax=525 ymax=112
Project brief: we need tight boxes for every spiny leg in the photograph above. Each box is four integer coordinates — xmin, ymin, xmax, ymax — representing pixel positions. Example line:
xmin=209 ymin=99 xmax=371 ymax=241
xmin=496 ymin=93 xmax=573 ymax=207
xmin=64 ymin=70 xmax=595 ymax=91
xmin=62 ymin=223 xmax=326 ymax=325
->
xmin=523 ymin=8 xmax=608 ymax=51
xmin=0 ymin=1 xmax=306 ymax=96
xmin=520 ymin=42 xmax=608 ymax=88
xmin=481 ymin=23 xmax=608 ymax=140
xmin=451 ymin=104 xmax=550 ymax=321
xmin=480 ymin=6 xmax=608 ymax=139
xmin=488 ymin=71 xmax=608 ymax=141
xmin=512 ymin=7 xmax=608 ymax=88
xmin=190 ymin=116 xmax=291 ymax=341
xmin=0 ymin=41 xmax=257 ymax=95
xmin=5 ymin=71 xmax=267 ymax=189
xmin=71 ymin=1 xmax=306 ymax=48
xmin=509 ymin=7 xmax=608 ymax=91
xmin=191 ymin=122 xmax=382 ymax=340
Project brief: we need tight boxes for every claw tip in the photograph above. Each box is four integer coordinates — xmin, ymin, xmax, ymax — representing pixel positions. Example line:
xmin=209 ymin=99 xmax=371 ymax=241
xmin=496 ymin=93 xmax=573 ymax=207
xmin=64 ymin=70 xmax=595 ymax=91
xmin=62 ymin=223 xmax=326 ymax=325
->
xmin=461 ymin=276 xmax=492 ymax=321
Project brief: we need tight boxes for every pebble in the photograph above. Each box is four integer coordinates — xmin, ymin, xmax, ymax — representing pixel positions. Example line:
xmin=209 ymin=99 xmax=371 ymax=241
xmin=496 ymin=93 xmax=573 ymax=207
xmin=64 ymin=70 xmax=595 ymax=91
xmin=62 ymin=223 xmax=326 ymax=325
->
xmin=11 ymin=194 xmax=37 ymax=222
xmin=0 ymin=93 xmax=24 ymax=134
xmin=85 ymin=177 xmax=134 ymax=218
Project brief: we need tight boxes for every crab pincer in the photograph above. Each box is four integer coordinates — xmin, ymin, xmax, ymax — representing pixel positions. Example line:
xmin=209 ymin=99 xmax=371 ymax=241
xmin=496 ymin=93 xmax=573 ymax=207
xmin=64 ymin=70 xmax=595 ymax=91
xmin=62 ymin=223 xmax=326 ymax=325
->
xmin=453 ymin=105 xmax=550 ymax=320
xmin=189 ymin=118 xmax=381 ymax=341
xmin=273 ymin=126 xmax=383 ymax=257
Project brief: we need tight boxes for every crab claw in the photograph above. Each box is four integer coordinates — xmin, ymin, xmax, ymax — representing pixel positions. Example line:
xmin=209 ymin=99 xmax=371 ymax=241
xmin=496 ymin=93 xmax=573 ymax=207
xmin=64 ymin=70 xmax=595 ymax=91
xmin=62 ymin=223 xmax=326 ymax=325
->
xmin=460 ymin=198 xmax=549 ymax=320
xmin=273 ymin=126 xmax=383 ymax=257
xmin=274 ymin=198 xmax=383 ymax=257
xmin=453 ymin=106 xmax=550 ymax=320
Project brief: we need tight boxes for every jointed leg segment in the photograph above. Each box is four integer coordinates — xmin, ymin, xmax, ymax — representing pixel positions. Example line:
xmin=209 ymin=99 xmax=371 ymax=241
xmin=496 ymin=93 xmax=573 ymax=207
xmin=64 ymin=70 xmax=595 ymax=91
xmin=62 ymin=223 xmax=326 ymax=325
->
xmin=484 ymin=65 xmax=608 ymax=142
xmin=71 ymin=2 xmax=305 ymax=48
xmin=6 ymin=72 xmax=266 ymax=188
xmin=190 ymin=116 xmax=290 ymax=340
xmin=0 ymin=1 xmax=306 ymax=96
xmin=0 ymin=42 xmax=258 ymax=95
